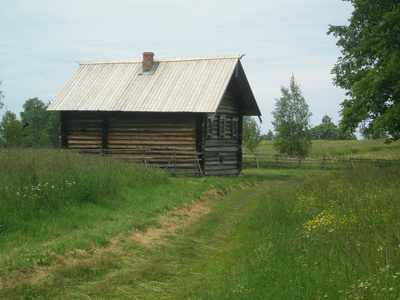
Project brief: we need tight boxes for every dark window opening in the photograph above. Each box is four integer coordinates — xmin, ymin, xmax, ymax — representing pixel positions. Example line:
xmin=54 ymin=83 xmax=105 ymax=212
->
xmin=206 ymin=115 xmax=213 ymax=138
xmin=232 ymin=117 xmax=238 ymax=139
xmin=219 ymin=115 xmax=226 ymax=138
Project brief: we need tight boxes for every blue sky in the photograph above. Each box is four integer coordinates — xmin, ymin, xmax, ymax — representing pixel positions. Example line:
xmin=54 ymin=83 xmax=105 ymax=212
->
xmin=0 ymin=0 xmax=353 ymax=134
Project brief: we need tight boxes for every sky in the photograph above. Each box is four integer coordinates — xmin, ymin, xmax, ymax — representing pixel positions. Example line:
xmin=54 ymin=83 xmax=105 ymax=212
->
xmin=0 ymin=0 xmax=354 ymax=134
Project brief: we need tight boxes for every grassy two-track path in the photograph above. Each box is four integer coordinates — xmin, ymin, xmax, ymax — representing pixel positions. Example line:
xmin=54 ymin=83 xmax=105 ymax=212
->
xmin=2 ymin=178 xmax=294 ymax=299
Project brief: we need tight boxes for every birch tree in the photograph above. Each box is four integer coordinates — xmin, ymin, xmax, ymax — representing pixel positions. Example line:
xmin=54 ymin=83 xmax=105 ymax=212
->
xmin=272 ymin=74 xmax=312 ymax=156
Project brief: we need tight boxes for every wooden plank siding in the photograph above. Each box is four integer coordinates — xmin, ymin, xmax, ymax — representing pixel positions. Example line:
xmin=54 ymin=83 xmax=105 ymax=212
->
xmin=61 ymin=112 xmax=103 ymax=149
xmin=107 ymin=113 xmax=197 ymax=151
xmin=202 ymin=86 xmax=243 ymax=176
xmin=61 ymin=112 xmax=200 ymax=174
xmin=107 ymin=113 xmax=199 ymax=174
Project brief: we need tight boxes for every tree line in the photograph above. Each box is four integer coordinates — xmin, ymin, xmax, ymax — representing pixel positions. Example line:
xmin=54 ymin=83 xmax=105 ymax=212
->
xmin=0 ymin=97 xmax=59 ymax=148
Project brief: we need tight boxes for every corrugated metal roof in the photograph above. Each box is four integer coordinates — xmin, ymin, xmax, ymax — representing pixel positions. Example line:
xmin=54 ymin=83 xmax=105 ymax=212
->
xmin=47 ymin=54 xmax=254 ymax=113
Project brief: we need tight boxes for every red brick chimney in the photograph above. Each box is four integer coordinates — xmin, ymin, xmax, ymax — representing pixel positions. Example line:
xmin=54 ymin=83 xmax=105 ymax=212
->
xmin=142 ymin=52 xmax=155 ymax=72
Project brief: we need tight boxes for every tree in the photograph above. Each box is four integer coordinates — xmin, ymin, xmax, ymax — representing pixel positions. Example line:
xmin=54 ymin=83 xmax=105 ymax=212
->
xmin=42 ymin=110 xmax=60 ymax=147
xmin=360 ymin=127 xmax=387 ymax=140
xmin=0 ymin=110 xmax=25 ymax=147
xmin=311 ymin=115 xmax=338 ymax=140
xmin=260 ymin=130 xmax=274 ymax=141
xmin=328 ymin=0 xmax=400 ymax=142
xmin=272 ymin=74 xmax=312 ymax=156
xmin=265 ymin=130 xmax=274 ymax=141
xmin=311 ymin=115 xmax=340 ymax=140
xmin=242 ymin=116 xmax=261 ymax=152
xmin=311 ymin=115 xmax=357 ymax=140
xmin=20 ymin=98 xmax=47 ymax=146
xmin=20 ymin=98 xmax=60 ymax=147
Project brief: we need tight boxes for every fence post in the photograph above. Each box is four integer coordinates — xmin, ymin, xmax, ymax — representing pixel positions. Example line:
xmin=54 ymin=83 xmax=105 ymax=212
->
xmin=349 ymin=156 xmax=355 ymax=169
xmin=322 ymin=155 xmax=326 ymax=170
xmin=275 ymin=155 xmax=279 ymax=168
xmin=141 ymin=148 xmax=147 ymax=167
xmin=255 ymin=152 xmax=259 ymax=168
xmin=195 ymin=152 xmax=203 ymax=176
xmin=172 ymin=150 xmax=176 ymax=175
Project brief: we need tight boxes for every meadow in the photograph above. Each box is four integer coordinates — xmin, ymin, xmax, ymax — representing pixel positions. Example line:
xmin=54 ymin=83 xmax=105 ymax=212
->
xmin=188 ymin=166 xmax=400 ymax=299
xmin=0 ymin=149 xmax=269 ymax=273
xmin=0 ymin=140 xmax=399 ymax=298
xmin=254 ymin=138 xmax=400 ymax=159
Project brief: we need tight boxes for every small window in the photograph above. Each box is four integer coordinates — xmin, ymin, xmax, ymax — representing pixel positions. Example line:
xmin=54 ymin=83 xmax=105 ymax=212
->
xmin=206 ymin=115 xmax=213 ymax=138
xmin=232 ymin=117 xmax=238 ymax=139
xmin=219 ymin=115 xmax=226 ymax=138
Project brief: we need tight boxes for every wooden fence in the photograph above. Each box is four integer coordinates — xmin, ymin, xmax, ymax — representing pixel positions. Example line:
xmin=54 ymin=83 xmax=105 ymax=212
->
xmin=79 ymin=148 xmax=399 ymax=175
xmin=243 ymin=153 xmax=400 ymax=170
xmin=80 ymin=148 xmax=203 ymax=175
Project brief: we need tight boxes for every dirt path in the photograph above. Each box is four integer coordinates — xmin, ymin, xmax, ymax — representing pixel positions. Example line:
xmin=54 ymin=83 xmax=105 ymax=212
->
xmin=1 ymin=181 xmax=278 ymax=298
xmin=0 ymin=187 xmax=232 ymax=289
xmin=129 ymin=189 xmax=223 ymax=247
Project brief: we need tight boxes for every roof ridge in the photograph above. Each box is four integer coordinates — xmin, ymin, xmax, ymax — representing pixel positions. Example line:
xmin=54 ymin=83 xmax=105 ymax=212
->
xmin=77 ymin=54 xmax=245 ymax=65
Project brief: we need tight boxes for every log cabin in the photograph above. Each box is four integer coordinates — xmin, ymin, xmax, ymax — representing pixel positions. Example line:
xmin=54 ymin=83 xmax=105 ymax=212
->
xmin=47 ymin=53 xmax=261 ymax=176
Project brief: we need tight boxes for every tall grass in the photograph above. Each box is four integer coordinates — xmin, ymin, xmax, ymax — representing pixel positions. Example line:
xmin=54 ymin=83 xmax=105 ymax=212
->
xmin=310 ymin=139 xmax=400 ymax=159
xmin=254 ymin=139 xmax=400 ymax=159
xmin=190 ymin=166 xmax=400 ymax=299
xmin=0 ymin=149 xmax=269 ymax=280
xmin=292 ymin=167 xmax=400 ymax=298
xmin=0 ymin=149 xmax=169 ymax=274
xmin=0 ymin=149 xmax=163 ymax=234
xmin=2 ymin=148 xmax=399 ymax=298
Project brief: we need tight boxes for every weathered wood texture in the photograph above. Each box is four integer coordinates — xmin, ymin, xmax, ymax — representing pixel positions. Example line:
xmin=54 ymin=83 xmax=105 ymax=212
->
xmin=202 ymin=86 xmax=243 ymax=176
xmin=61 ymin=112 xmax=200 ymax=174
xmin=107 ymin=113 xmax=196 ymax=151
xmin=81 ymin=148 xmax=202 ymax=175
xmin=61 ymin=112 xmax=103 ymax=149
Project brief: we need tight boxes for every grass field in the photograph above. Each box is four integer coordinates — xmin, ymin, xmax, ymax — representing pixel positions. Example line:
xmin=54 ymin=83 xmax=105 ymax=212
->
xmin=253 ymin=138 xmax=400 ymax=159
xmin=0 ymin=149 xmax=271 ymax=274
xmin=0 ymin=143 xmax=399 ymax=298
xmin=184 ymin=167 xmax=400 ymax=299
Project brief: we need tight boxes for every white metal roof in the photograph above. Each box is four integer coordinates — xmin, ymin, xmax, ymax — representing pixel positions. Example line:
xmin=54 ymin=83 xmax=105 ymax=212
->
xmin=47 ymin=54 xmax=258 ymax=114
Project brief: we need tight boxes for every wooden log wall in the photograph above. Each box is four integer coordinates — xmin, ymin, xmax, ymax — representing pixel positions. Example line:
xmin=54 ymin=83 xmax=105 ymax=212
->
xmin=61 ymin=112 xmax=200 ymax=174
xmin=107 ymin=113 xmax=198 ymax=174
xmin=107 ymin=113 xmax=196 ymax=152
xmin=202 ymin=88 xmax=242 ymax=176
xmin=61 ymin=112 xmax=103 ymax=149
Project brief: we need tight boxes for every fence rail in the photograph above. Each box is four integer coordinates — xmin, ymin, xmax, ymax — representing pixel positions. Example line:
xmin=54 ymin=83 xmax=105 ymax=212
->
xmin=79 ymin=148 xmax=203 ymax=175
xmin=79 ymin=148 xmax=399 ymax=175
xmin=243 ymin=153 xmax=400 ymax=169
